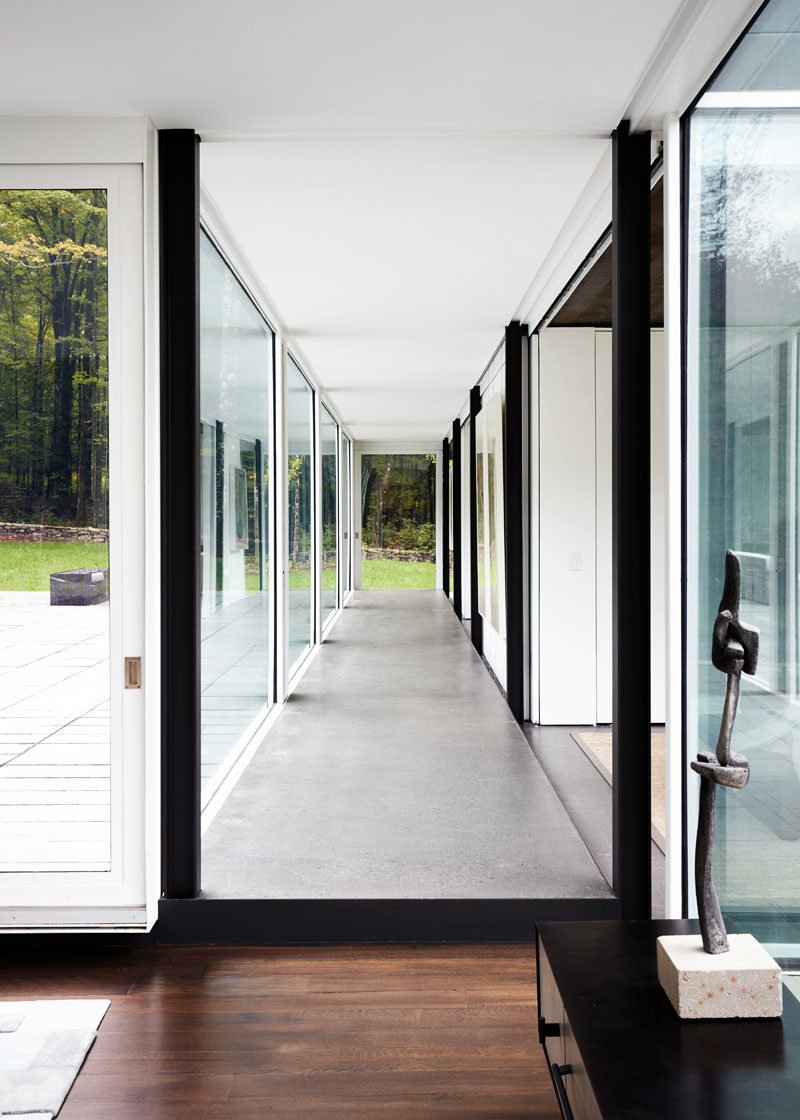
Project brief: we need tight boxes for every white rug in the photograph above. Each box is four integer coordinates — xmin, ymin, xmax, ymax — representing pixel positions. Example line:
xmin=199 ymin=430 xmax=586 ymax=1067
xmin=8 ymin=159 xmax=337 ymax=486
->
xmin=0 ymin=999 xmax=109 ymax=1118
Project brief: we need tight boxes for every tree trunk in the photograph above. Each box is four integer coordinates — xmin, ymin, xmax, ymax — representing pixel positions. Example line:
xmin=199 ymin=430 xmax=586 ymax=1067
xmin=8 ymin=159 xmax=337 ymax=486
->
xmin=47 ymin=265 xmax=75 ymax=520
xmin=292 ymin=474 xmax=301 ymax=567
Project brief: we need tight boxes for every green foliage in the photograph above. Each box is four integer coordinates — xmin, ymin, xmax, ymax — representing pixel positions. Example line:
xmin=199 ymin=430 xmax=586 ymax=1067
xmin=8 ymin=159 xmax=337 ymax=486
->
xmin=0 ymin=188 xmax=109 ymax=527
xmin=0 ymin=540 xmax=109 ymax=591
xmin=361 ymin=558 xmax=436 ymax=590
xmin=380 ymin=519 xmax=436 ymax=551
xmin=360 ymin=454 xmax=436 ymax=552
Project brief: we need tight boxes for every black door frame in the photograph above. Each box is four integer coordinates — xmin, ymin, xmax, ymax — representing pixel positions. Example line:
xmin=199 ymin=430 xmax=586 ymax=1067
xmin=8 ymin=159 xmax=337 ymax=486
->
xmin=156 ymin=122 xmax=656 ymax=940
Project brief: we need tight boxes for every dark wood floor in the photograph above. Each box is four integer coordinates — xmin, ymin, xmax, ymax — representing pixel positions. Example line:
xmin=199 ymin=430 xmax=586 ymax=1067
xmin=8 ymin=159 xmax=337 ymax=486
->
xmin=1 ymin=943 xmax=559 ymax=1119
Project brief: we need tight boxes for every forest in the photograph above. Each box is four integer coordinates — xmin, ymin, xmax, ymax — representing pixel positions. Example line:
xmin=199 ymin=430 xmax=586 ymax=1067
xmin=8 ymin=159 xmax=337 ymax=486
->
xmin=0 ymin=188 xmax=109 ymax=528
xmin=361 ymin=454 xmax=436 ymax=553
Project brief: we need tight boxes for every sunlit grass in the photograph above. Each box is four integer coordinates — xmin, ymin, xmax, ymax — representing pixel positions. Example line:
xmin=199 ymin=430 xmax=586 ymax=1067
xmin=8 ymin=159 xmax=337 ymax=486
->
xmin=361 ymin=558 xmax=435 ymax=589
xmin=0 ymin=541 xmax=109 ymax=591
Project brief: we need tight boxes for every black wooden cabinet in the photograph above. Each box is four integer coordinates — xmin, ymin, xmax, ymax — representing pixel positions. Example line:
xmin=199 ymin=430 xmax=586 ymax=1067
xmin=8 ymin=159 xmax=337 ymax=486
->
xmin=537 ymin=920 xmax=800 ymax=1119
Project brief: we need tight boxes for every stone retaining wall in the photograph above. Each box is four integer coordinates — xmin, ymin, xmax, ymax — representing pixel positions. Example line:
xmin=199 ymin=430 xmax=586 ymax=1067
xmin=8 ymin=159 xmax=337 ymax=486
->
xmin=0 ymin=522 xmax=109 ymax=543
xmin=363 ymin=547 xmax=435 ymax=564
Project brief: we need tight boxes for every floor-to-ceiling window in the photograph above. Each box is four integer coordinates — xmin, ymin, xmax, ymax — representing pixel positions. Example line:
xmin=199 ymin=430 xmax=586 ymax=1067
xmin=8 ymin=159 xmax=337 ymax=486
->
xmin=686 ymin=0 xmax=800 ymax=959
xmin=287 ymin=355 xmax=314 ymax=670
xmin=200 ymin=231 xmax=274 ymax=799
xmin=341 ymin=433 xmax=352 ymax=598
xmin=321 ymin=404 xmax=338 ymax=628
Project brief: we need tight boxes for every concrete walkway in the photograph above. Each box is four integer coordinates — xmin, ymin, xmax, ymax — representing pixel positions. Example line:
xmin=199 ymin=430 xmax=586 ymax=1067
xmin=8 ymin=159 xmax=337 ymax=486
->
xmin=202 ymin=590 xmax=613 ymax=899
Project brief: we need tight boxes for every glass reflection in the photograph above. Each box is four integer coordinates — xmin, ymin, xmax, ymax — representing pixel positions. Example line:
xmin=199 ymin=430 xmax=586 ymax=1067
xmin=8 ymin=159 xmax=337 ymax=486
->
xmin=341 ymin=435 xmax=351 ymax=595
xmin=321 ymin=405 xmax=338 ymax=626
xmin=199 ymin=232 xmax=273 ymax=796
xmin=287 ymin=357 xmax=313 ymax=669
xmin=687 ymin=101 xmax=800 ymax=953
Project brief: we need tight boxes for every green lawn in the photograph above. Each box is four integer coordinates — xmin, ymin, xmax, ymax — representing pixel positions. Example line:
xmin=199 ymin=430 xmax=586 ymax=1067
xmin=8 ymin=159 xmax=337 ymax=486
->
xmin=0 ymin=542 xmax=435 ymax=594
xmin=0 ymin=541 xmax=110 ymax=592
xmin=362 ymin=558 xmax=435 ymax=589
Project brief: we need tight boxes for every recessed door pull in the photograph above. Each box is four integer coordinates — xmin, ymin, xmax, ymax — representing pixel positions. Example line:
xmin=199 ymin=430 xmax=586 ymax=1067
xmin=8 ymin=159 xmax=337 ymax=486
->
xmin=125 ymin=656 xmax=142 ymax=689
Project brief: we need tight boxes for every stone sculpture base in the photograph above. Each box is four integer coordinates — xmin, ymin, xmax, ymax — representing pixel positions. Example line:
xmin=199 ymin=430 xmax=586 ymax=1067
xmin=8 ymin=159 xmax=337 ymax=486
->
xmin=657 ymin=934 xmax=782 ymax=1019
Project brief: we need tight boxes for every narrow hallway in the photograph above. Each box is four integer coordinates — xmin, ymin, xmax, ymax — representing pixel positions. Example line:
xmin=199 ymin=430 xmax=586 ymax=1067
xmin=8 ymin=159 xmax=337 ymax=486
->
xmin=202 ymin=592 xmax=613 ymax=900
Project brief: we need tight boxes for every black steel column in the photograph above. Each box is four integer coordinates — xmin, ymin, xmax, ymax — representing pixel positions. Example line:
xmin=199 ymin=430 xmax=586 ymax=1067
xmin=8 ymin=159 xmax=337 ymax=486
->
xmin=159 ymin=129 xmax=201 ymax=899
xmin=451 ymin=419 xmax=462 ymax=618
xmin=612 ymin=120 xmax=652 ymax=918
xmin=504 ymin=321 xmax=527 ymax=724
xmin=469 ymin=385 xmax=483 ymax=653
xmin=442 ymin=436 xmax=450 ymax=599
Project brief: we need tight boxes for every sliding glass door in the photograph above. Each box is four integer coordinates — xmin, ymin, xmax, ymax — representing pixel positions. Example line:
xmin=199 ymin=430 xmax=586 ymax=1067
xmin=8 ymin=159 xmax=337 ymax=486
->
xmin=287 ymin=356 xmax=314 ymax=671
xmin=321 ymin=404 xmax=338 ymax=627
xmin=0 ymin=164 xmax=147 ymax=924
xmin=341 ymin=433 xmax=352 ymax=598
xmin=199 ymin=231 xmax=274 ymax=804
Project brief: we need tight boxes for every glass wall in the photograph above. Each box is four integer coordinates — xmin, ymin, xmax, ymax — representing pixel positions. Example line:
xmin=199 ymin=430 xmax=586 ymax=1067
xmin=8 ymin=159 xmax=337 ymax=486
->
xmin=341 ymin=434 xmax=352 ymax=597
xmin=321 ymin=404 xmax=338 ymax=627
xmin=287 ymin=356 xmax=314 ymax=669
xmin=686 ymin=0 xmax=800 ymax=957
xmin=200 ymin=232 xmax=273 ymax=795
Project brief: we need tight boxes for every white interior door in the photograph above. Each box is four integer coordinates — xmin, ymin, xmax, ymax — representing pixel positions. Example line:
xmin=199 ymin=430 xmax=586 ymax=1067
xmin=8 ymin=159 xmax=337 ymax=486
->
xmin=0 ymin=164 xmax=147 ymax=929
xmin=595 ymin=328 xmax=666 ymax=725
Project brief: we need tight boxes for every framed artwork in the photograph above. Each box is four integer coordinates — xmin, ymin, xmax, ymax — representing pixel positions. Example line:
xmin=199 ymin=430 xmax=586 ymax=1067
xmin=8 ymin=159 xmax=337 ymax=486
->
xmin=231 ymin=466 xmax=249 ymax=550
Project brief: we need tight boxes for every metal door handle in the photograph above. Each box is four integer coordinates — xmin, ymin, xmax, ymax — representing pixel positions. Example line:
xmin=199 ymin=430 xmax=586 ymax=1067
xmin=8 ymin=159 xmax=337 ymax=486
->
xmin=550 ymin=1063 xmax=574 ymax=1120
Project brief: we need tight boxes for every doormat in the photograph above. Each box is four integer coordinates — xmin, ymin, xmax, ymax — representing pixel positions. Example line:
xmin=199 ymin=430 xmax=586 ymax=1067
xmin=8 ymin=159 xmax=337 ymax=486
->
xmin=571 ymin=729 xmax=666 ymax=854
xmin=0 ymin=999 xmax=109 ymax=1118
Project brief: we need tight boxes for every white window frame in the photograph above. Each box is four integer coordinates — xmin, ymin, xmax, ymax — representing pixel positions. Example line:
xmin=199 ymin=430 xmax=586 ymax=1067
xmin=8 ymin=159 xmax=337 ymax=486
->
xmin=0 ymin=163 xmax=150 ymax=930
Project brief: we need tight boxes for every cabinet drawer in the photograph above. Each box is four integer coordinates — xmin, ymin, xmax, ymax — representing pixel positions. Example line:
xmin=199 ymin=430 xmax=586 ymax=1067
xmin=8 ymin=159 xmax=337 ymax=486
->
xmin=538 ymin=941 xmax=565 ymax=1068
xmin=563 ymin=1006 xmax=602 ymax=1120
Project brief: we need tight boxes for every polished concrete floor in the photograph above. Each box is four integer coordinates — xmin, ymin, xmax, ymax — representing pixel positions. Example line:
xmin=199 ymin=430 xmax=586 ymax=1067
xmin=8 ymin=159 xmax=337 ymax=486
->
xmin=202 ymin=590 xmax=614 ymax=899
xmin=526 ymin=724 xmax=666 ymax=918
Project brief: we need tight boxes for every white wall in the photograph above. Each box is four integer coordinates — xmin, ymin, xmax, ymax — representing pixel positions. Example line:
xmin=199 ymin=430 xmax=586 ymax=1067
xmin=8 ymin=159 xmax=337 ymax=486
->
xmin=537 ymin=327 xmax=666 ymax=726
xmin=538 ymin=329 xmax=598 ymax=724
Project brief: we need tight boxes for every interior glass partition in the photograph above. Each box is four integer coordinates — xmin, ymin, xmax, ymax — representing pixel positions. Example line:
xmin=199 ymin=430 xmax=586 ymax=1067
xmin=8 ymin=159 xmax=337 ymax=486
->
xmin=321 ymin=405 xmax=338 ymax=627
xmin=199 ymin=231 xmax=273 ymax=797
xmin=686 ymin=0 xmax=800 ymax=959
xmin=287 ymin=356 xmax=314 ymax=670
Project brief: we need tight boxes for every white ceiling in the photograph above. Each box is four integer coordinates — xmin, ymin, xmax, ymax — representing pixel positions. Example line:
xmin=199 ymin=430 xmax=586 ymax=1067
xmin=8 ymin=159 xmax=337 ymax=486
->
xmin=201 ymin=135 xmax=608 ymax=440
xmin=2 ymin=0 xmax=709 ymax=440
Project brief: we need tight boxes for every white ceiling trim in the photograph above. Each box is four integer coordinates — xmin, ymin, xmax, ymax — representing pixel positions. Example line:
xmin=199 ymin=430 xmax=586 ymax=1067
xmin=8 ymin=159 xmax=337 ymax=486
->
xmin=514 ymin=145 xmax=612 ymax=331
xmin=199 ymin=127 xmax=612 ymax=143
xmin=626 ymin=0 xmax=764 ymax=128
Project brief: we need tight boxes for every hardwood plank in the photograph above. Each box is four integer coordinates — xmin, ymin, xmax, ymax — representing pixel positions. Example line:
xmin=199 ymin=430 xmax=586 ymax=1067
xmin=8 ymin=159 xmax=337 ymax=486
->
xmin=2 ymin=943 xmax=558 ymax=1120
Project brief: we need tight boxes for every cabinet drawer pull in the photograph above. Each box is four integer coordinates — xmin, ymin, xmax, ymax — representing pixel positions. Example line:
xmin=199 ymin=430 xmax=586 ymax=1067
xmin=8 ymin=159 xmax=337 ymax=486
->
xmin=538 ymin=1015 xmax=561 ymax=1044
xmin=550 ymin=1062 xmax=574 ymax=1120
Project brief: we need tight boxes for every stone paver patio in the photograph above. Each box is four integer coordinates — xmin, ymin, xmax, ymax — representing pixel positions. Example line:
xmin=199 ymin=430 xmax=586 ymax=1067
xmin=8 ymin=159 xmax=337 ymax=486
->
xmin=0 ymin=592 xmax=110 ymax=872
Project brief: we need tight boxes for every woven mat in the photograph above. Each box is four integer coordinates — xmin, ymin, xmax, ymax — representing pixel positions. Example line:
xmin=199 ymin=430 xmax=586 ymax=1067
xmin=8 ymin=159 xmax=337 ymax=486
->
xmin=571 ymin=729 xmax=666 ymax=854
xmin=0 ymin=999 xmax=108 ymax=1117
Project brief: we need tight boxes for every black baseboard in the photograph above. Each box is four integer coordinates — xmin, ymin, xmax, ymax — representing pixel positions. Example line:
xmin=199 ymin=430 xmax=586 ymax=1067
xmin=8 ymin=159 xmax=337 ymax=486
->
xmin=156 ymin=897 xmax=621 ymax=945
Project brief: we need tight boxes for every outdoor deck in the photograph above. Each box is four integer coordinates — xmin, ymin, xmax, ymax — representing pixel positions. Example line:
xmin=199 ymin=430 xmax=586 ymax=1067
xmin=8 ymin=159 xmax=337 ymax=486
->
xmin=0 ymin=592 xmax=110 ymax=872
